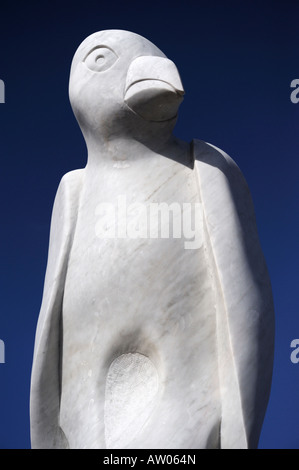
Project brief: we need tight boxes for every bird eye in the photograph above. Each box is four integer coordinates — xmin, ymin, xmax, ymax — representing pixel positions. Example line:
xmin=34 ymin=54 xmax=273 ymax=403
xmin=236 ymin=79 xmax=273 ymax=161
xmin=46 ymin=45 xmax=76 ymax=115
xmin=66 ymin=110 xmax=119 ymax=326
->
xmin=84 ymin=46 xmax=118 ymax=72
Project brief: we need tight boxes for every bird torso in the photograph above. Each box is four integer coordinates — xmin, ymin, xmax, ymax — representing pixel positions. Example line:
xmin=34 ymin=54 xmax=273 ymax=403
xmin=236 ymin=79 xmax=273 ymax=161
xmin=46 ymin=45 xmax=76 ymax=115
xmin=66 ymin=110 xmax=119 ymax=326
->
xmin=60 ymin=149 xmax=221 ymax=449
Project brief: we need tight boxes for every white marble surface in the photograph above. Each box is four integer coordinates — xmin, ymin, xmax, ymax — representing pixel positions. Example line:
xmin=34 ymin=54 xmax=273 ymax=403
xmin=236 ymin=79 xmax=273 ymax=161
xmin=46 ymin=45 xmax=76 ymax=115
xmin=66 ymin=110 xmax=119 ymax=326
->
xmin=30 ymin=30 xmax=275 ymax=449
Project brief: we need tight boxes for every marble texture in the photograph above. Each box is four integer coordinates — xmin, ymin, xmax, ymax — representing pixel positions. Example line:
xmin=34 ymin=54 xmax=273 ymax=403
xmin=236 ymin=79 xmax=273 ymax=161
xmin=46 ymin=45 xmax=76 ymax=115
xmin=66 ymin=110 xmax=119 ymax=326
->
xmin=30 ymin=30 xmax=275 ymax=449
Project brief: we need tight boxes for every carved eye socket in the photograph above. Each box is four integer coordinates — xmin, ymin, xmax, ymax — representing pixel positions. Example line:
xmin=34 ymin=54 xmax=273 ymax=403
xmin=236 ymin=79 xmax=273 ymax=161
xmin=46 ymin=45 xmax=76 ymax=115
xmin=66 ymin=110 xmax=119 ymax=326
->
xmin=84 ymin=46 xmax=118 ymax=72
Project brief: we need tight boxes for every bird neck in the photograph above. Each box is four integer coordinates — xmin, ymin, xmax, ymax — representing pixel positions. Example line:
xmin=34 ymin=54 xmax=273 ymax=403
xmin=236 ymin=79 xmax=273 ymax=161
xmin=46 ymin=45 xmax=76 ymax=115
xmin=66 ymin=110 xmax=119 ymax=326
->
xmin=83 ymin=125 xmax=190 ymax=167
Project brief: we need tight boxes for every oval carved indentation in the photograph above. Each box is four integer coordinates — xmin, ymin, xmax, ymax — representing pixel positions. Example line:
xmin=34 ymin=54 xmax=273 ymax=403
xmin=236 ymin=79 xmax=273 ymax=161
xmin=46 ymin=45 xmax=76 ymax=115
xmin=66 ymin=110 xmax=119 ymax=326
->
xmin=104 ymin=352 xmax=159 ymax=449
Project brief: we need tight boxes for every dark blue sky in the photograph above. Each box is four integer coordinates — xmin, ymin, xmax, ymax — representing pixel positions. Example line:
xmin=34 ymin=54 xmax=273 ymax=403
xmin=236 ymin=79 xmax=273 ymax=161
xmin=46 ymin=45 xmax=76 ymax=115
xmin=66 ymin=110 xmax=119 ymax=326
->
xmin=0 ymin=0 xmax=298 ymax=449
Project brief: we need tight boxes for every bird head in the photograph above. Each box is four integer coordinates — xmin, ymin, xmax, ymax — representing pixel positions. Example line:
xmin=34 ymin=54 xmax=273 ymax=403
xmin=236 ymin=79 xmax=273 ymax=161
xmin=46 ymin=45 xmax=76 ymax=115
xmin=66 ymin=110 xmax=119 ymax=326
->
xmin=69 ymin=30 xmax=184 ymax=148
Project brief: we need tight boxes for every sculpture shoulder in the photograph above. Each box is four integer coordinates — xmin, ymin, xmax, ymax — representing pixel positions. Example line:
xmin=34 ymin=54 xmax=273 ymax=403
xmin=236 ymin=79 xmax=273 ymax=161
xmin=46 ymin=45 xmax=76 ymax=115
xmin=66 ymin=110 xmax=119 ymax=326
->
xmin=57 ymin=168 xmax=85 ymax=198
xmin=46 ymin=168 xmax=85 ymax=242
xmin=192 ymin=138 xmax=251 ymax=198
xmin=52 ymin=169 xmax=85 ymax=214
xmin=193 ymin=138 xmax=244 ymax=177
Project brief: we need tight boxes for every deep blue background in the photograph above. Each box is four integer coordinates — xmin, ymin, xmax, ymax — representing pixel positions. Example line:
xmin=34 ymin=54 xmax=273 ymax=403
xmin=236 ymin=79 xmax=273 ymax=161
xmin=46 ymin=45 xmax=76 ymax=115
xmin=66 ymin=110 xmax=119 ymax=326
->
xmin=0 ymin=0 xmax=298 ymax=449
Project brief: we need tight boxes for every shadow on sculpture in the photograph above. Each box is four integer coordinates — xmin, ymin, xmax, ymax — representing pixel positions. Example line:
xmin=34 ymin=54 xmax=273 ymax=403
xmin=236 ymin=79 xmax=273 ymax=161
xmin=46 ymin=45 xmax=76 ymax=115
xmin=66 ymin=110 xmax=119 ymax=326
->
xmin=30 ymin=30 xmax=275 ymax=449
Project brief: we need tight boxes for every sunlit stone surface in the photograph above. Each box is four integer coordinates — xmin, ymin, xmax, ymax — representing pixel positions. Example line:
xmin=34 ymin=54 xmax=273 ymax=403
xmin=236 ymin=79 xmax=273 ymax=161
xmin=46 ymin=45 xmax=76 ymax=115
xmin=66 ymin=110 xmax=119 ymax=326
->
xmin=30 ymin=30 xmax=275 ymax=449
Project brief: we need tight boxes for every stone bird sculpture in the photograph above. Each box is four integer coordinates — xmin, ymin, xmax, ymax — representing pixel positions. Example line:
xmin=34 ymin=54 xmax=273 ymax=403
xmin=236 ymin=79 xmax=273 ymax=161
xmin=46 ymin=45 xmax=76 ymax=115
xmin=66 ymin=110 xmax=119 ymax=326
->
xmin=30 ymin=30 xmax=275 ymax=449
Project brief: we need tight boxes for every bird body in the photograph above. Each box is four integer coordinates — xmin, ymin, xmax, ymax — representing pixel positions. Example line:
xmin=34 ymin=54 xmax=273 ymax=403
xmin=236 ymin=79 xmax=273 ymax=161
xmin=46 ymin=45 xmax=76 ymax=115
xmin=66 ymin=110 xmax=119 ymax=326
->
xmin=30 ymin=30 xmax=275 ymax=449
xmin=59 ymin=148 xmax=221 ymax=449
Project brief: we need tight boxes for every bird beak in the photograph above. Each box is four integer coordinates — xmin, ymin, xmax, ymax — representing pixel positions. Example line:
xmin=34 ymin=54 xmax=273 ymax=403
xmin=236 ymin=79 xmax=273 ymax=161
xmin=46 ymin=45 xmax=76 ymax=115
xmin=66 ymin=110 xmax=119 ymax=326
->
xmin=124 ymin=56 xmax=185 ymax=122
